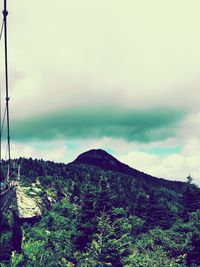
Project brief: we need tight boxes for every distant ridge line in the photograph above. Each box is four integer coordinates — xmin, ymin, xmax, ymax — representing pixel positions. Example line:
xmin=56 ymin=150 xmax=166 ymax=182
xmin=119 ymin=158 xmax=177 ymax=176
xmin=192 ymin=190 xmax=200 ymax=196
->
xmin=72 ymin=149 xmax=185 ymax=192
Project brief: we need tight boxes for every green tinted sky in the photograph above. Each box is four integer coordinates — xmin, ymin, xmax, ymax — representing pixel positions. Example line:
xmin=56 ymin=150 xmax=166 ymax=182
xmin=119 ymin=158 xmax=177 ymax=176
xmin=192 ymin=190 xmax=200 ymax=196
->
xmin=12 ymin=108 xmax=185 ymax=142
xmin=0 ymin=0 xmax=200 ymax=184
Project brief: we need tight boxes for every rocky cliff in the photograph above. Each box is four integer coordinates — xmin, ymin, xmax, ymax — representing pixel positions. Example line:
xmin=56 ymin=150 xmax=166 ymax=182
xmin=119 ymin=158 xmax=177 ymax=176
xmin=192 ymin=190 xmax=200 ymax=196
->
xmin=14 ymin=185 xmax=42 ymax=219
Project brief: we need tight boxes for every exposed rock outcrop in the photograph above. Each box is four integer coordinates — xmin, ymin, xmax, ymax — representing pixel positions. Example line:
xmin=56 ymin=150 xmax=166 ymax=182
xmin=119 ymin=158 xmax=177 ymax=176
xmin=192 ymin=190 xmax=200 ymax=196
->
xmin=14 ymin=186 xmax=42 ymax=219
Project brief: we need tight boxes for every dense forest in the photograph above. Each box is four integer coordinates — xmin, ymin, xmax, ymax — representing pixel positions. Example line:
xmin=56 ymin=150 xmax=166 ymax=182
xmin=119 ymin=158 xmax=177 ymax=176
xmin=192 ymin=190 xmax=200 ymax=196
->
xmin=1 ymin=149 xmax=200 ymax=266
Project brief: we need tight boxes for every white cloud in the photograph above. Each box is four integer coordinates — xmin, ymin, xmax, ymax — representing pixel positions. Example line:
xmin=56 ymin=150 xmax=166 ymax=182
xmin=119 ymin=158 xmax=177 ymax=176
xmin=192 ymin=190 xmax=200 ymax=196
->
xmin=0 ymin=0 xmax=199 ymax=118
xmin=10 ymin=141 xmax=69 ymax=163
xmin=119 ymin=138 xmax=200 ymax=186
xmin=7 ymin=137 xmax=199 ymax=186
xmin=179 ymin=112 xmax=200 ymax=139
xmin=0 ymin=1 xmax=199 ymax=185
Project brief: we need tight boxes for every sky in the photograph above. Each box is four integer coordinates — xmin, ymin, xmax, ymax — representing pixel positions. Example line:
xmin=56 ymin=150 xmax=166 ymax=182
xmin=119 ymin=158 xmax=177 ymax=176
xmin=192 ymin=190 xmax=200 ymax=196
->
xmin=0 ymin=0 xmax=200 ymax=185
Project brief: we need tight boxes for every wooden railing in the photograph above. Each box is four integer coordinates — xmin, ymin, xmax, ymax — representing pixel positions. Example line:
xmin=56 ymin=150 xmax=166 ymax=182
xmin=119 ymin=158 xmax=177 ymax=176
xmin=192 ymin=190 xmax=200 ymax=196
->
xmin=0 ymin=185 xmax=16 ymax=212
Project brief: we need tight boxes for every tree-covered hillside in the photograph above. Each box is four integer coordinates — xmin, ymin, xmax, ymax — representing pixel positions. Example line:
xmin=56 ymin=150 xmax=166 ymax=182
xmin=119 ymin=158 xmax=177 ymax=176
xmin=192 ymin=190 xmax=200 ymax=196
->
xmin=1 ymin=149 xmax=200 ymax=266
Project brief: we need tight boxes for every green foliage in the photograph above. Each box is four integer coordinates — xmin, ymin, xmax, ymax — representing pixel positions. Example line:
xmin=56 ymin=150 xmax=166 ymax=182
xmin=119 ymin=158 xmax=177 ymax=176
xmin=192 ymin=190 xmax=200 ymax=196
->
xmin=145 ymin=191 xmax=175 ymax=230
xmin=0 ymin=231 xmax=13 ymax=261
xmin=75 ymin=183 xmax=97 ymax=250
xmin=10 ymin=251 xmax=24 ymax=267
xmin=1 ymin=156 xmax=200 ymax=266
xmin=95 ymin=178 xmax=116 ymax=214
xmin=10 ymin=199 xmax=78 ymax=266
xmin=79 ymin=212 xmax=131 ymax=267
xmin=124 ymin=249 xmax=183 ymax=267
xmin=0 ymin=210 xmax=15 ymax=261
xmin=182 ymin=183 xmax=200 ymax=220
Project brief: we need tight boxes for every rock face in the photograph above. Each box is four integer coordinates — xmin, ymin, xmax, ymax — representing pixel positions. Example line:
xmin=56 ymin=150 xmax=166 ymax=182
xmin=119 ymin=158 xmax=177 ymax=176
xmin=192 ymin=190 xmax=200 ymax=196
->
xmin=15 ymin=186 xmax=42 ymax=219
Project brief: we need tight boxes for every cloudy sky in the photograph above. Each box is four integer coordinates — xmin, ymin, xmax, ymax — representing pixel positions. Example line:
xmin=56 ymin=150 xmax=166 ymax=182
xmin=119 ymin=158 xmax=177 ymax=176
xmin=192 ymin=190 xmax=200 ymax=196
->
xmin=1 ymin=0 xmax=200 ymax=184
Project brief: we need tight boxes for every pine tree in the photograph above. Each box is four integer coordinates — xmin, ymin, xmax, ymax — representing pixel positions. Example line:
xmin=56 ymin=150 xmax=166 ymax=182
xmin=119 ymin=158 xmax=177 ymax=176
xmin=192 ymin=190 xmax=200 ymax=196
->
xmin=95 ymin=178 xmax=115 ymax=215
xmin=145 ymin=191 xmax=174 ymax=230
xmin=84 ymin=212 xmax=131 ymax=267
xmin=182 ymin=182 xmax=200 ymax=221
xmin=76 ymin=183 xmax=97 ymax=250
xmin=134 ymin=192 xmax=149 ymax=219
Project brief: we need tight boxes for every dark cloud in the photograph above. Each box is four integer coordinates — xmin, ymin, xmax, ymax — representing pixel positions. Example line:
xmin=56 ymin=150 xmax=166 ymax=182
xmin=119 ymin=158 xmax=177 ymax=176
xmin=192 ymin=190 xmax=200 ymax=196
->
xmin=11 ymin=108 xmax=186 ymax=143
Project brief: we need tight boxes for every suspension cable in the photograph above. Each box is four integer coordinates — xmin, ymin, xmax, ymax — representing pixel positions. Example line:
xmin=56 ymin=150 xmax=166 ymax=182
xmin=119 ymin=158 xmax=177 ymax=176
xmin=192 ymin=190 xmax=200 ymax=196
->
xmin=0 ymin=105 xmax=6 ymax=135
xmin=0 ymin=19 xmax=3 ymax=40
xmin=3 ymin=0 xmax=11 ymax=164
xmin=0 ymin=19 xmax=4 ymax=178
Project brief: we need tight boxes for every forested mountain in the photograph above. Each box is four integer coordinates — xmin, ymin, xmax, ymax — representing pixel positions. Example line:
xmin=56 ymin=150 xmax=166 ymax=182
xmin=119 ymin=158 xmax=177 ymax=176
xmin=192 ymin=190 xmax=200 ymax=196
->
xmin=73 ymin=149 xmax=185 ymax=191
xmin=1 ymin=149 xmax=200 ymax=266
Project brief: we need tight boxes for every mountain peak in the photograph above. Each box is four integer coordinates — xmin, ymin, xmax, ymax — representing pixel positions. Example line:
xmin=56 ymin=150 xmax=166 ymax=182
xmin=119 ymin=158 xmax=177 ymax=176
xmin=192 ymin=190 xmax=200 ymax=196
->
xmin=73 ymin=149 xmax=120 ymax=168
xmin=72 ymin=149 xmax=185 ymax=191
xmin=73 ymin=149 xmax=137 ymax=176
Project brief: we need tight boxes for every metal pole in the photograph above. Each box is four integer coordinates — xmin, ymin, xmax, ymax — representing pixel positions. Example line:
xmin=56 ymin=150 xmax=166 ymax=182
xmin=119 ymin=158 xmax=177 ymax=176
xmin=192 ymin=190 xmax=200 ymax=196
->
xmin=3 ymin=0 xmax=11 ymax=165
xmin=0 ymin=65 xmax=1 ymax=182
xmin=0 ymin=10 xmax=3 ymax=181
xmin=17 ymin=164 xmax=20 ymax=181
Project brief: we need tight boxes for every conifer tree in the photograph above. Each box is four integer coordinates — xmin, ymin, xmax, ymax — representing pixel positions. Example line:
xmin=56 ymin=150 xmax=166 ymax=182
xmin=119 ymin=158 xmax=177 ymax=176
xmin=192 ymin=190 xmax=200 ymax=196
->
xmin=84 ymin=212 xmax=131 ymax=267
xmin=182 ymin=179 xmax=200 ymax=221
xmin=76 ymin=183 xmax=97 ymax=250
xmin=145 ymin=191 xmax=174 ymax=229
xmin=95 ymin=178 xmax=115 ymax=215
xmin=134 ymin=192 xmax=149 ymax=219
